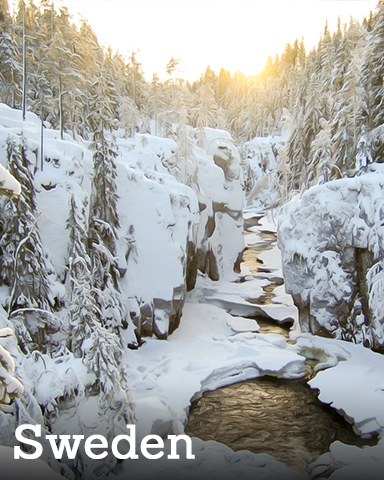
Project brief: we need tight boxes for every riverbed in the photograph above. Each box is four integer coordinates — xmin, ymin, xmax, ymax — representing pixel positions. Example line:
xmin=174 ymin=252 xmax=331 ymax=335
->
xmin=185 ymin=212 xmax=377 ymax=478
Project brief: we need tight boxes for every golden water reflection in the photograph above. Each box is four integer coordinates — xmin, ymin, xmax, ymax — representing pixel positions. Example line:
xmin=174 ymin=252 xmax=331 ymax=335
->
xmin=186 ymin=375 xmax=377 ymax=478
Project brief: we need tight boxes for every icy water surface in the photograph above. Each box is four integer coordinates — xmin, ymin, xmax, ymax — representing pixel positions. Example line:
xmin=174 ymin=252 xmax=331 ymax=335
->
xmin=185 ymin=375 xmax=376 ymax=477
xmin=186 ymin=213 xmax=377 ymax=478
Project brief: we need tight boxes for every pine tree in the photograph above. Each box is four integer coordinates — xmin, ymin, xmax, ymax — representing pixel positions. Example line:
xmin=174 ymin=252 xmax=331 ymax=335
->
xmin=127 ymin=51 xmax=148 ymax=135
xmin=66 ymin=196 xmax=132 ymax=406
xmin=65 ymin=195 xmax=133 ymax=478
xmin=0 ymin=136 xmax=56 ymax=353
xmin=0 ymin=1 xmax=22 ymax=108
xmin=86 ymin=73 xmax=127 ymax=334
xmin=362 ymin=1 xmax=384 ymax=130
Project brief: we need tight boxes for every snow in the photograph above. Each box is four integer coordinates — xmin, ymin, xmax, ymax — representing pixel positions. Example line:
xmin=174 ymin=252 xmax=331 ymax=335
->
xmin=275 ymin=169 xmax=384 ymax=477
xmin=296 ymin=334 xmax=384 ymax=435
xmin=311 ymin=439 xmax=384 ymax=480
xmin=0 ymin=164 xmax=20 ymax=195
xmin=1 ymin=100 xmax=384 ymax=479
xmin=294 ymin=333 xmax=384 ymax=478
xmin=117 ymin=437 xmax=297 ymax=480
xmin=278 ymin=166 xmax=384 ymax=350
xmin=0 ymin=103 xmax=245 ymax=341
xmin=127 ymin=300 xmax=305 ymax=423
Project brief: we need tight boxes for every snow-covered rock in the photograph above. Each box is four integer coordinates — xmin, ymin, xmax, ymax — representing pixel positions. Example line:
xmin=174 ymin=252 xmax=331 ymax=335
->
xmin=241 ymin=136 xmax=283 ymax=209
xmin=0 ymin=104 xmax=244 ymax=341
xmin=278 ymin=165 xmax=384 ymax=352
xmin=0 ymin=103 xmax=244 ymax=478
xmin=292 ymin=333 xmax=384 ymax=479
xmin=185 ymin=128 xmax=244 ymax=287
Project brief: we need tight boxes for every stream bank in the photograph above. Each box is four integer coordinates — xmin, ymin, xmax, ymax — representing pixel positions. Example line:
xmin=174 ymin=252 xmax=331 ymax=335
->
xmin=185 ymin=212 xmax=378 ymax=479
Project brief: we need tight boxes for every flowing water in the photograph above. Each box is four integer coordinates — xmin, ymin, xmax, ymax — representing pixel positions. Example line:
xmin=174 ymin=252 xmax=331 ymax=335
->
xmin=186 ymin=214 xmax=377 ymax=478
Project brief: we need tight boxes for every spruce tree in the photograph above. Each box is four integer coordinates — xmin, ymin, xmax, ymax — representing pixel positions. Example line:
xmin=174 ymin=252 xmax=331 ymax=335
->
xmin=87 ymin=74 xmax=126 ymax=333
xmin=0 ymin=1 xmax=22 ymax=108
xmin=65 ymin=195 xmax=133 ymax=479
xmin=0 ymin=136 xmax=55 ymax=353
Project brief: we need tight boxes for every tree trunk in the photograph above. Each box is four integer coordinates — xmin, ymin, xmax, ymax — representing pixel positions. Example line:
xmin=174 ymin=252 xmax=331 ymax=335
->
xmin=40 ymin=116 xmax=44 ymax=171
xmin=59 ymin=76 xmax=64 ymax=140
xmin=22 ymin=4 xmax=26 ymax=121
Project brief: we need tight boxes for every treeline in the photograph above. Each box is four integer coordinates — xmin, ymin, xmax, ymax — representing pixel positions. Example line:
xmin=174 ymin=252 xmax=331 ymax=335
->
xmin=0 ymin=0 xmax=248 ymax=140
xmin=2 ymin=0 xmax=384 ymax=196
xmin=0 ymin=0 xmax=308 ymax=143
xmin=238 ymin=1 xmax=384 ymax=201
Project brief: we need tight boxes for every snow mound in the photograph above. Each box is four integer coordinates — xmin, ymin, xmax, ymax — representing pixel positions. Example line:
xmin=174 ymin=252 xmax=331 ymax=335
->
xmin=278 ymin=167 xmax=384 ymax=352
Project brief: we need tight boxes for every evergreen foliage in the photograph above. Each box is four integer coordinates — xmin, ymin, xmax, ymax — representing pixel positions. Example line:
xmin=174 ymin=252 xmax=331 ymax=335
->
xmin=66 ymin=196 xmax=130 ymax=410
xmin=0 ymin=1 xmax=383 ymax=201
xmin=1 ymin=1 xmax=384 ymax=478
xmin=0 ymin=136 xmax=55 ymax=353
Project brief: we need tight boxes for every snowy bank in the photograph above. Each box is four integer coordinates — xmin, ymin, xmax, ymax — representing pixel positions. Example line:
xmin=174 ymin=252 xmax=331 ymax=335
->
xmin=294 ymin=334 xmax=384 ymax=479
xmin=0 ymin=103 xmax=244 ymax=342
xmin=278 ymin=166 xmax=384 ymax=353
xmin=0 ymin=103 xmax=245 ymax=478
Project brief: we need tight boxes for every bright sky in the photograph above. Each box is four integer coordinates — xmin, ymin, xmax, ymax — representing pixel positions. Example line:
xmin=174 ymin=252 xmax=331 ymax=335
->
xmin=56 ymin=0 xmax=378 ymax=81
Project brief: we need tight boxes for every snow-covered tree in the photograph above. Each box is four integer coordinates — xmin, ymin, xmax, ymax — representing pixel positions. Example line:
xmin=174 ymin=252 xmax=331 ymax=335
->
xmin=66 ymin=195 xmax=133 ymax=473
xmin=0 ymin=327 xmax=24 ymax=409
xmin=0 ymin=1 xmax=22 ymax=108
xmin=0 ymin=136 xmax=56 ymax=352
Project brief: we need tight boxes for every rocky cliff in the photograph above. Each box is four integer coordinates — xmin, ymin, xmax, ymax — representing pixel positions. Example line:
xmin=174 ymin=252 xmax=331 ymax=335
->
xmin=278 ymin=165 xmax=384 ymax=352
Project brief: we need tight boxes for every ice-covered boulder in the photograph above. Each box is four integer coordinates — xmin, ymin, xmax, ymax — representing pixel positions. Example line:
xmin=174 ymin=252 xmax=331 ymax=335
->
xmin=278 ymin=165 xmax=384 ymax=352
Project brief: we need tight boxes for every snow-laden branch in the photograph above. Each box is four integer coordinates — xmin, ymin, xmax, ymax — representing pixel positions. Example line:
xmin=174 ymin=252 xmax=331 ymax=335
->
xmin=0 ymin=327 xmax=24 ymax=409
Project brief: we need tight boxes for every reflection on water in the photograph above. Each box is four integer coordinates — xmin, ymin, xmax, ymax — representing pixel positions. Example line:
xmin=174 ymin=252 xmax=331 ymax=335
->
xmin=243 ymin=230 xmax=277 ymax=275
xmin=256 ymin=316 xmax=293 ymax=339
xmin=185 ymin=375 xmax=377 ymax=478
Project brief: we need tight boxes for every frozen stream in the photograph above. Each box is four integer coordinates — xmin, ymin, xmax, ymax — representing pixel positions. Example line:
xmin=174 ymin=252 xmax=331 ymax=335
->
xmin=185 ymin=212 xmax=377 ymax=478
xmin=121 ymin=209 xmax=384 ymax=480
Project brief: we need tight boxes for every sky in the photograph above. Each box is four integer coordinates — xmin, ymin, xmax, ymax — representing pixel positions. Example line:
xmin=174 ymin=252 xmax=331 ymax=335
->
xmin=55 ymin=0 xmax=378 ymax=81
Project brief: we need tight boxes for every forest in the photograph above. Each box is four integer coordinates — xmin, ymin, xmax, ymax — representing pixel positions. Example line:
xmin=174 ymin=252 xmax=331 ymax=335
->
xmin=1 ymin=0 xmax=384 ymax=195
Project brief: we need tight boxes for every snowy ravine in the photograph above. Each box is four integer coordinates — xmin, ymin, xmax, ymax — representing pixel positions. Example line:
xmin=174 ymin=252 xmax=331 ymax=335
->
xmin=117 ymin=211 xmax=384 ymax=480
xmin=0 ymin=101 xmax=384 ymax=480
xmin=0 ymin=103 xmax=298 ymax=479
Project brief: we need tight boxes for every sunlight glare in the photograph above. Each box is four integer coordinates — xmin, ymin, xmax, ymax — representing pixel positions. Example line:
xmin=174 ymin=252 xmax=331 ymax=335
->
xmin=56 ymin=1 xmax=379 ymax=81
